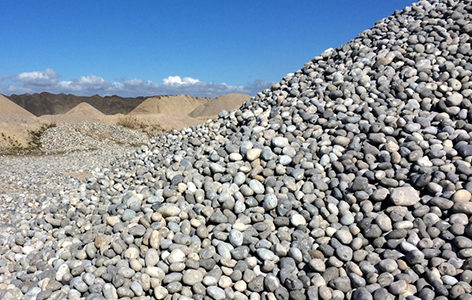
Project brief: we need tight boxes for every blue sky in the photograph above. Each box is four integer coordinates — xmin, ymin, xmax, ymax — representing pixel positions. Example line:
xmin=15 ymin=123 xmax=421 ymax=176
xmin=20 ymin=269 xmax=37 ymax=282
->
xmin=0 ymin=0 xmax=414 ymax=97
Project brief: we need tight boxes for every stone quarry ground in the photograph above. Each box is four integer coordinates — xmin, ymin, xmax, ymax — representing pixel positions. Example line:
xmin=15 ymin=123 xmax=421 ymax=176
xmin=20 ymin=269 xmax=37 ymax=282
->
xmin=1 ymin=0 xmax=472 ymax=300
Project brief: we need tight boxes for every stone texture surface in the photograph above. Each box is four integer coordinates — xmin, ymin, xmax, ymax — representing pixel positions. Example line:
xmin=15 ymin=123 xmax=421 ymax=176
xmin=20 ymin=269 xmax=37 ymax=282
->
xmin=2 ymin=1 xmax=472 ymax=299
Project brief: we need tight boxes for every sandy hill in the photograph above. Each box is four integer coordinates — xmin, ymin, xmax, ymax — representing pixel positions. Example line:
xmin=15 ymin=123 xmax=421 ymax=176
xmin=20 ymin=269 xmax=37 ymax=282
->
xmin=0 ymin=94 xmax=38 ymax=124
xmin=128 ymin=94 xmax=250 ymax=131
xmin=129 ymin=95 xmax=211 ymax=115
xmin=189 ymin=93 xmax=250 ymax=118
xmin=8 ymin=92 xmax=146 ymax=116
xmin=40 ymin=102 xmax=107 ymax=124
xmin=0 ymin=94 xmax=40 ymax=148
xmin=65 ymin=102 xmax=105 ymax=117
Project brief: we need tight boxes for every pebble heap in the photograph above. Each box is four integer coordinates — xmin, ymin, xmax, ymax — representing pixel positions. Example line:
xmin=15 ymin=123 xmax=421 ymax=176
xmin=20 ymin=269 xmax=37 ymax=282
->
xmin=2 ymin=0 xmax=472 ymax=299
xmin=40 ymin=122 xmax=150 ymax=154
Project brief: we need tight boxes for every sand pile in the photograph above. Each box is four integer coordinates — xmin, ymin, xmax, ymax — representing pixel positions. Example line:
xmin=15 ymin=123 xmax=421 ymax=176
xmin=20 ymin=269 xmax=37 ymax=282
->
xmin=0 ymin=94 xmax=38 ymax=124
xmin=66 ymin=102 xmax=104 ymax=117
xmin=189 ymin=93 xmax=251 ymax=118
xmin=130 ymin=95 xmax=210 ymax=115
xmin=40 ymin=102 xmax=106 ymax=124
xmin=0 ymin=95 xmax=40 ymax=148
xmin=128 ymin=94 xmax=251 ymax=130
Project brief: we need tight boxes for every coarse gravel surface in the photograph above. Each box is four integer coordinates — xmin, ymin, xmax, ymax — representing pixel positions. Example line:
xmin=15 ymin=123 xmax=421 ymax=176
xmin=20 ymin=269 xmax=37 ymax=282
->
xmin=2 ymin=0 xmax=472 ymax=299
xmin=0 ymin=122 xmax=149 ymax=238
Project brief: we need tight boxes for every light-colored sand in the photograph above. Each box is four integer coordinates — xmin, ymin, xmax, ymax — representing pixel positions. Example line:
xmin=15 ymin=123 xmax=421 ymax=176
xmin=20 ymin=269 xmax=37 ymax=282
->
xmin=0 ymin=123 xmax=41 ymax=148
xmin=189 ymin=93 xmax=250 ymax=118
xmin=40 ymin=102 xmax=107 ymax=124
xmin=129 ymin=95 xmax=210 ymax=115
xmin=129 ymin=93 xmax=250 ymax=131
xmin=0 ymin=95 xmax=41 ymax=148
xmin=0 ymin=94 xmax=38 ymax=124
xmin=65 ymin=102 xmax=104 ymax=117
xmin=128 ymin=113 xmax=203 ymax=131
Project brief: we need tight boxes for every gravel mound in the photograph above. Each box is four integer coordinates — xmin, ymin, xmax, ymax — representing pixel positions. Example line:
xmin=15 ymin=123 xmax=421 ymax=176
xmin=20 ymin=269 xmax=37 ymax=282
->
xmin=2 ymin=0 xmax=472 ymax=299
xmin=40 ymin=122 xmax=150 ymax=153
xmin=0 ymin=145 xmax=137 ymax=232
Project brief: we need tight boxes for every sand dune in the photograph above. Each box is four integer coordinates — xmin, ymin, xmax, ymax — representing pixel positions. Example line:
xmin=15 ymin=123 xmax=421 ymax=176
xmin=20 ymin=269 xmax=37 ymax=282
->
xmin=65 ymin=102 xmax=105 ymax=117
xmin=128 ymin=93 xmax=250 ymax=131
xmin=40 ymin=102 xmax=107 ymax=124
xmin=189 ymin=93 xmax=250 ymax=118
xmin=0 ymin=94 xmax=38 ymax=124
xmin=129 ymin=95 xmax=211 ymax=115
xmin=0 ymin=95 xmax=41 ymax=148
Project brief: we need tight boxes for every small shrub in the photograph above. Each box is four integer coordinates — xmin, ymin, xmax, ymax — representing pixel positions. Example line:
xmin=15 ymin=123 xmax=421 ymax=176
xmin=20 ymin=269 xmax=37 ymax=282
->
xmin=0 ymin=123 xmax=56 ymax=155
xmin=117 ymin=116 xmax=144 ymax=130
xmin=27 ymin=123 xmax=57 ymax=150
xmin=0 ymin=133 xmax=26 ymax=155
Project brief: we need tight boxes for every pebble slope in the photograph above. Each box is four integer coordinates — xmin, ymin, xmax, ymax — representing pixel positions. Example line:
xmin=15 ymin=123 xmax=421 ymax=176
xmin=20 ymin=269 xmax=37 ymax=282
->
xmin=2 ymin=0 xmax=472 ymax=299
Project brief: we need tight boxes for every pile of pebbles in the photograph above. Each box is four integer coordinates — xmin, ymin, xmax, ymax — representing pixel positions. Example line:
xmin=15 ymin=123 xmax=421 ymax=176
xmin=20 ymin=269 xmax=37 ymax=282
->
xmin=0 ymin=145 xmax=136 ymax=231
xmin=2 ymin=0 xmax=472 ymax=299
xmin=40 ymin=122 xmax=150 ymax=153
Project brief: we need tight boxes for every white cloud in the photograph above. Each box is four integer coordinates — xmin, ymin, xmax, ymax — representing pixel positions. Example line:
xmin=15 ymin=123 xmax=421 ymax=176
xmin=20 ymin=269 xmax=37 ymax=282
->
xmin=123 ymin=79 xmax=142 ymax=86
xmin=163 ymin=76 xmax=200 ymax=85
xmin=57 ymin=81 xmax=74 ymax=89
xmin=78 ymin=75 xmax=106 ymax=86
xmin=1 ymin=68 xmax=273 ymax=97
xmin=16 ymin=68 xmax=58 ymax=85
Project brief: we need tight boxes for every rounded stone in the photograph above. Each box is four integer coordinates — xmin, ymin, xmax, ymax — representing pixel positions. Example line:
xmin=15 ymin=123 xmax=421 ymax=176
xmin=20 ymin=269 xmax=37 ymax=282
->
xmin=183 ymin=269 xmax=203 ymax=285
xmin=390 ymin=186 xmax=420 ymax=206
xmin=272 ymin=137 xmax=289 ymax=148
xmin=446 ymin=92 xmax=463 ymax=106
xmin=145 ymin=248 xmax=159 ymax=266
xmin=290 ymin=214 xmax=306 ymax=226
xmin=229 ymin=229 xmax=244 ymax=247
xmin=207 ymin=286 xmax=226 ymax=300
xmin=352 ymin=287 xmax=373 ymax=300
xmin=246 ymin=149 xmax=262 ymax=161
xmin=389 ymin=280 xmax=408 ymax=295
xmin=158 ymin=205 xmax=181 ymax=217
xmin=154 ymin=286 xmax=168 ymax=299
xmin=249 ymin=179 xmax=265 ymax=194
xmin=453 ymin=190 xmax=471 ymax=203
xmin=335 ymin=229 xmax=353 ymax=244
xmin=263 ymin=194 xmax=278 ymax=210
xmin=167 ymin=249 xmax=186 ymax=263
xmin=103 ymin=283 xmax=118 ymax=300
